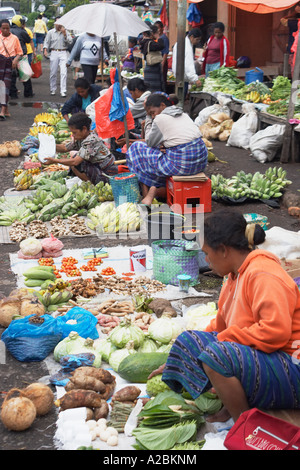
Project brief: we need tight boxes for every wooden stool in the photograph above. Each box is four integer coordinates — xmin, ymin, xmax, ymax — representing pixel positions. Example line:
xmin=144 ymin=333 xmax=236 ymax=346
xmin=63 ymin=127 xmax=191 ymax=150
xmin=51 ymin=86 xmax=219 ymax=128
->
xmin=166 ymin=173 xmax=212 ymax=214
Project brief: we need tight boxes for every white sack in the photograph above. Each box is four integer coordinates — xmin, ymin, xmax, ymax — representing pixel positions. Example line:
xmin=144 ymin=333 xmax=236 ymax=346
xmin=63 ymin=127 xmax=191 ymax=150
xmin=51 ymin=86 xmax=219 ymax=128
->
xmin=249 ymin=124 xmax=286 ymax=163
xmin=227 ymin=103 xmax=258 ymax=149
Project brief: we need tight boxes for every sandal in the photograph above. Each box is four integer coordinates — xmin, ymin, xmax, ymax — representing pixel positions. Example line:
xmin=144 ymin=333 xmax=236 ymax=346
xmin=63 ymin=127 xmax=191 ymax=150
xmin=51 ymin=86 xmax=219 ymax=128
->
xmin=0 ymin=115 xmax=6 ymax=121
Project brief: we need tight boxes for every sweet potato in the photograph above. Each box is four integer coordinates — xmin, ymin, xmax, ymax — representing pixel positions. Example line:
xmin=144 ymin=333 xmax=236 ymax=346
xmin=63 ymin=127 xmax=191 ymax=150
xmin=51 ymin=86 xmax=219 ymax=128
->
xmin=69 ymin=370 xmax=106 ymax=393
xmin=55 ymin=390 xmax=103 ymax=410
xmin=93 ymin=400 xmax=109 ymax=420
xmin=99 ymin=380 xmax=116 ymax=400
xmin=112 ymin=386 xmax=141 ymax=402
xmin=74 ymin=367 xmax=115 ymax=384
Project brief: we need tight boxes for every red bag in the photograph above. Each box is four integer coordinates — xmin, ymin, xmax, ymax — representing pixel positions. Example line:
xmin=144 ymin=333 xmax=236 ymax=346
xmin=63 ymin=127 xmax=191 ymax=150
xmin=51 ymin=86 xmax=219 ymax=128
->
xmin=224 ymin=408 xmax=300 ymax=451
xmin=31 ymin=59 xmax=42 ymax=79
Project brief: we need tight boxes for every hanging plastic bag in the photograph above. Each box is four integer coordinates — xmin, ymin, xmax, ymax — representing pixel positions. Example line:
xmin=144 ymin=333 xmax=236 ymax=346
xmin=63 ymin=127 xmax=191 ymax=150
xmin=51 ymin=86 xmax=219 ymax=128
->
xmin=227 ymin=103 xmax=258 ymax=149
xmin=1 ymin=315 xmax=62 ymax=362
xmin=95 ymin=68 xmax=135 ymax=140
xmin=38 ymin=132 xmax=56 ymax=163
xmin=17 ymin=56 xmax=33 ymax=82
xmin=55 ymin=307 xmax=99 ymax=339
xmin=31 ymin=55 xmax=43 ymax=79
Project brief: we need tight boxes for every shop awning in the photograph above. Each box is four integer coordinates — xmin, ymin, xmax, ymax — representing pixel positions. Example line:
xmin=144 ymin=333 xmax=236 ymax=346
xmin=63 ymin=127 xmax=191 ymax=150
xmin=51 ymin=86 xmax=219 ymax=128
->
xmin=219 ymin=0 xmax=299 ymax=14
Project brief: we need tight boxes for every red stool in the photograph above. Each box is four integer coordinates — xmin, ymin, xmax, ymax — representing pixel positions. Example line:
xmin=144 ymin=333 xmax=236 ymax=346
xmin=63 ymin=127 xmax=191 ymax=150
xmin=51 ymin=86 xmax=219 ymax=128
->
xmin=166 ymin=173 xmax=212 ymax=214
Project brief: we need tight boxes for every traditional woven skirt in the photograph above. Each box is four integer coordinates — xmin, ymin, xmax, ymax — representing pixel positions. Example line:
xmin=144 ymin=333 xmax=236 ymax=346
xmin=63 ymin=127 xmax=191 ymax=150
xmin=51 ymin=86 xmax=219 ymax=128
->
xmin=144 ymin=63 xmax=162 ymax=92
xmin=162 ymin=330 xmax=300 ymax=410
xmin=126 ymin=137 xmax=208 ymax=188
xmin=71 ymin=159 xmax=117 ymax=185
xmin=0 ymin=54 xmax=12 ymax=107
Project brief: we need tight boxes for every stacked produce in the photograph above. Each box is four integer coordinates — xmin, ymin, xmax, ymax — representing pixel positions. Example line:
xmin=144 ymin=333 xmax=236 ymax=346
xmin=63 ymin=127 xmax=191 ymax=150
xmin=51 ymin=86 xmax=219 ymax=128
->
xmin=87 ymin=201 xmax=142 ymax=233
xmin=0 ymin=288 xmax=45 ymax=327
xmin=211 ymin=167 xmax=292 ymax=201
xmin=202 ymin=66 xmax=245 ymax=95
xmin=1 ymin=383 xmax=54 ymax=431
xmin=0 ymin=140 xmax=22 ymax=158
xmin=199 ymin=112 xmax=233 ymax=142
xmin=234 ymin=80 xmax=272 ymax=103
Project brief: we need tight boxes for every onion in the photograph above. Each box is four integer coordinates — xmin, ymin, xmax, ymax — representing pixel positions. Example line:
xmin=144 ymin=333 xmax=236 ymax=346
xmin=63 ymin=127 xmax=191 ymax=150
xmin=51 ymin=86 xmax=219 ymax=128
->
xmin=1 ymin=388 xmax=36 ymax=431
xmin=22 ymin=383 xmax=54 ymax=416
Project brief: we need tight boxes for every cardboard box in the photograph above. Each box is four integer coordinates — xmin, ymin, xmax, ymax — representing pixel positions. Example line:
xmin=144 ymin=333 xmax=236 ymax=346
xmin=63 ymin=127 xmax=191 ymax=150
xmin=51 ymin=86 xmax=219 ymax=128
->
xmin=280 ymin=259 xmax=300 ymax=279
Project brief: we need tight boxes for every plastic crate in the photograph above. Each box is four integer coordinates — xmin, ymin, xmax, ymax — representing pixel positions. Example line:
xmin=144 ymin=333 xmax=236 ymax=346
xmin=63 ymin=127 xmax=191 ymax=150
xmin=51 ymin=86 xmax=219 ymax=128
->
xmin=166 ymin=176 xmax=212 ymax=214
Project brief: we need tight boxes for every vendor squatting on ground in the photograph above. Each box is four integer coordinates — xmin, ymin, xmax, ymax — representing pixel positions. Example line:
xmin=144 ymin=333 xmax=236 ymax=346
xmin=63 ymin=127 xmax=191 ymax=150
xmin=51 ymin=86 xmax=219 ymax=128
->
xmin=150 ymin=211 xmax=300 ymax=423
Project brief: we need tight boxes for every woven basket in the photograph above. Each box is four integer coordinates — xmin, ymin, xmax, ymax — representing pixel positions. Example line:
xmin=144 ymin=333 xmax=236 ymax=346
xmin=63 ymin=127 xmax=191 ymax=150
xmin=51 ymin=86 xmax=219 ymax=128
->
xmin=109 ymin=173 xmax=141 ymax=206
xmin=152 ymin=239 xmax=199 ymax=286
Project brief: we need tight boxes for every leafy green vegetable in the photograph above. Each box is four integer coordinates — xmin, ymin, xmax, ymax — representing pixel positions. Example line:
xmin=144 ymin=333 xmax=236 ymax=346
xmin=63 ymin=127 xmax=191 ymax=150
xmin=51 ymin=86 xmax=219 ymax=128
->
xmin=132 ymin=421 xmax=198 ymax=450
xmin=195 ymin=393 xmax=223 ymax=415
xmin=271 ymin=76 xmax=291 ymax=101
xmin=171 ymin=440 xmax=205 ymax=450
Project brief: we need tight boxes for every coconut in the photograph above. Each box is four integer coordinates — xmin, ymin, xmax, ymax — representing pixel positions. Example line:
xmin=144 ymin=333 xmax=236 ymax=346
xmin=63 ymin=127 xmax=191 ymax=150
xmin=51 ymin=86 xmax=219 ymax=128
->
xmin=20 ymin=297 xmax=45 ymax=317
xmin=0 ymin=145 xmax=8 ymax=157
xmin=0 ymin=296 xmax=22 ymax=328
xmin=1 ymin=389 xmax=36 ymax=431
xmin=23 ymin=383 xmax=54 ymax=416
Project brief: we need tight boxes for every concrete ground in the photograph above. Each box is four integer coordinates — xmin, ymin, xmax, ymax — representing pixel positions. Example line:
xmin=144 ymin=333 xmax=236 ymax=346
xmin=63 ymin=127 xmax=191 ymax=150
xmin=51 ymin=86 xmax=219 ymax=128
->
xmin=0 ymin=57 xmax=299 ymax=450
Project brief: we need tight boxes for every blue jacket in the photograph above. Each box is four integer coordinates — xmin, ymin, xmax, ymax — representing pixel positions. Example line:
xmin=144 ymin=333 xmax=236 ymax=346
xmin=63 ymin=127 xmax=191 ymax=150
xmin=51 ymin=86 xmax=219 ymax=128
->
xmin=61 ymin=84 xmax=102 ymax=117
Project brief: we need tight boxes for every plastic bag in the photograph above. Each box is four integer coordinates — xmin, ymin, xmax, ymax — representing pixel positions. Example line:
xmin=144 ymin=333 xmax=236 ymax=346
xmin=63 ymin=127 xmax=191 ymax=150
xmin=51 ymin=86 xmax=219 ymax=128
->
xmin=249 ymin=124 xmax=286 ymax=163
xmin=1 ymin=315 xmax=62 ymax=362
xmin=0 ymin=80 xmax=6 ymax=105
xmin=94 ymin=86 xmax=135 ymax=140
xmin=195 ymin=94 xmax=231 ymax=127
xmin=49 ymin=353 xmax=96 ymax=386
xmin=31 ymin=56 xmax=42 ymax=79
xmin=55 ymin=307 xmax=99 ymax=339
xmin=227 ymin=103 xmax=258 ymax=149
xmin=38 ymin=132 xmax=56 ymax=163
xmin=17 ymin=56 xmax=33 ymax=82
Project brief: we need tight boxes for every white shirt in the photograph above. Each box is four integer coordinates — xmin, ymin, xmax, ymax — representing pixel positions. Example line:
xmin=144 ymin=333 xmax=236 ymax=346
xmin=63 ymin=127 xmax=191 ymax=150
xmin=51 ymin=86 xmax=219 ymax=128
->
xmin=172 ymin=36 xmax=198 ymax=84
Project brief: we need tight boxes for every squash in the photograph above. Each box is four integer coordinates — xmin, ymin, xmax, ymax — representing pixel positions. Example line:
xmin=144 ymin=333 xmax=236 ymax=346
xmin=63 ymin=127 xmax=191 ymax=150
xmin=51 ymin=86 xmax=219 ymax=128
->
xmin=117 ymin=352 xmax=168 ymax=383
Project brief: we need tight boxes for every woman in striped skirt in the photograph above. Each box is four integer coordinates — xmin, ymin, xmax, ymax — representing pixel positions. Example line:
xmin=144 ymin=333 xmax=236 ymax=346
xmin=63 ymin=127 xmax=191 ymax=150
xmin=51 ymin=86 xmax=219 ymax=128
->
xmin=155 ymin=210 xmax=300 ymax=422
xmin=126 ymin=92 xmax=208 ymax=205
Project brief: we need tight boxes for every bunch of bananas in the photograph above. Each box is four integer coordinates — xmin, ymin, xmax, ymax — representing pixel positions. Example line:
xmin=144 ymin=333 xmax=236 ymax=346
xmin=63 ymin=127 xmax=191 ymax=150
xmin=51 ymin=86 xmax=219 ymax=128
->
xmin=34 ymin=289 xmax=73 ymax=313
xmin=87 ymin=201 xmax=142 ymax=233
xmin=14 ymin=168 xmax=41 ymax=177
xmin=14 ymin=171 xmax=34 ymax=191
xmin=79 ymin=180 xmax=114 ymax=202
xmin=29 ymin=125 xmax=55 ymax=136
xmin=246 ymin=91 xmax=261 ymax=103
xmin=23 ymin=188 xmax=52 ymax=212
xmin=34 ymin=112 xmax=63 ymax=126
xmin=211 ymin=167 xmax=292 ymax=201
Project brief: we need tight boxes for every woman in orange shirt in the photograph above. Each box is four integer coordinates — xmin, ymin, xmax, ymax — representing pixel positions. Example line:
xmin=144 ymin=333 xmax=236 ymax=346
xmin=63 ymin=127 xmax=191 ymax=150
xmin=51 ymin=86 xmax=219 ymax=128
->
xmin=0 ymin=19 xmax=22 ymax=120
xmin=159 ymin=210 xmax=300 ymax=423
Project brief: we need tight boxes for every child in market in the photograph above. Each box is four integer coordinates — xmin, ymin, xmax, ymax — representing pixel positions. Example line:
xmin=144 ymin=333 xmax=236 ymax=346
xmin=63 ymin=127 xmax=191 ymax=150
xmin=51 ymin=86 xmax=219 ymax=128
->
xmin=43 ymin=112 xmax=117 ymax=184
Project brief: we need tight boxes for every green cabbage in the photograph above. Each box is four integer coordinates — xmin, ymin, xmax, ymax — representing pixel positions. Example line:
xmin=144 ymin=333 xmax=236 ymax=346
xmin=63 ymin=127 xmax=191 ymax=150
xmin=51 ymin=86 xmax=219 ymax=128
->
xmin=108 ymin=341 xmax=137 ymax=371
xmin=53 ymin=331 xmax=102 ymax=367
xmin=138 ymin=337 xmax=158 ymax=353
xmin=108 ymin=319 xmax=145 ymax=349
xmin=148 ymin=317 xmax=184 ymax=344
xmin=94 ymin=337 xmax=117 ymax=362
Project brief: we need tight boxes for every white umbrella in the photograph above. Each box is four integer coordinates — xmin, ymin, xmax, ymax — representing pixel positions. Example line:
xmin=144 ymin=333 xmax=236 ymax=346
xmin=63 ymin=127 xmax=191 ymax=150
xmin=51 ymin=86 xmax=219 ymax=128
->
xmin=56 ymin=3 xmax=150 ymax=149
xmin=55 ymin=3 xmax=149 ymax=37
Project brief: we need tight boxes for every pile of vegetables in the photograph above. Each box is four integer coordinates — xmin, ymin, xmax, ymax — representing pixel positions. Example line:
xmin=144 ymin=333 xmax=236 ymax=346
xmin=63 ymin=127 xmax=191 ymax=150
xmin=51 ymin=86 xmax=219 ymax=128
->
xmin=211 ymin=167 xmax=292 ymax=201
xmin=132 ymin=390 xmax=222 ymax=450
xmin=199 ymin=112 xmax=233 ymax=142
xmin=202 ymin=66 xmax=245 ymax=95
